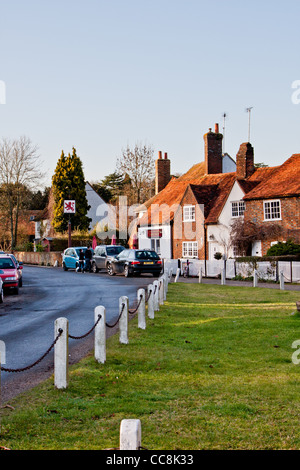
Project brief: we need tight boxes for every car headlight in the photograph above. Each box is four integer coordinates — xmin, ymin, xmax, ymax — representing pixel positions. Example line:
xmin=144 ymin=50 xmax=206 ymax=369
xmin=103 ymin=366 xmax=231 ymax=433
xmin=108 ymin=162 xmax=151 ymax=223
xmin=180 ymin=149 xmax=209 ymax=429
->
xmin=6 ymin=276 xmax=17 ymax=281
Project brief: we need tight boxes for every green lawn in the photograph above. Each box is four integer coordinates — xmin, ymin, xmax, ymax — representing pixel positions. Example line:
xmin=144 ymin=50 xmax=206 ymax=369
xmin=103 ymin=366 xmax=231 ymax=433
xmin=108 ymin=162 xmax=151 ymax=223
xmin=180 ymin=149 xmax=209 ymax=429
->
xmin=1 ymin=283 xmax=300 ymax=450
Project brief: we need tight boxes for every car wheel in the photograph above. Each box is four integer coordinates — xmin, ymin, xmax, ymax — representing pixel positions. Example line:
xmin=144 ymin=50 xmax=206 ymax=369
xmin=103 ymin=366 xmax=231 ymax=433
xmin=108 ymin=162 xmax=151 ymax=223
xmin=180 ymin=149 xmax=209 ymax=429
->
xmin=63 ymin=263 xmax=68 ymax=271
xmin=92 ymin=263 xmax=98 ymax=273
xmin=14 ymin=286 xmax=19 ymax=295
xmin=19 ymin=278 xmax=23 ymax=287
xmin=124 ymin=265 xmax=130 ymax=277
xmin=107 ymin=263 xmax=115 ymax=276
xmin=0 ymin=289 xmax=3 ymax=303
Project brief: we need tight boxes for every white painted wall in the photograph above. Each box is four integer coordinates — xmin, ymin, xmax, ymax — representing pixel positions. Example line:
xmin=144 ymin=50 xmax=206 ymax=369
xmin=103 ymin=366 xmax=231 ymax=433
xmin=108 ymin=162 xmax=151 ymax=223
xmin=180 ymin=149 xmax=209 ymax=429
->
xmin=138 ymin=224 xmax=172 ymax=259
xmin=207 ymin=181 xmax=245 ymax=259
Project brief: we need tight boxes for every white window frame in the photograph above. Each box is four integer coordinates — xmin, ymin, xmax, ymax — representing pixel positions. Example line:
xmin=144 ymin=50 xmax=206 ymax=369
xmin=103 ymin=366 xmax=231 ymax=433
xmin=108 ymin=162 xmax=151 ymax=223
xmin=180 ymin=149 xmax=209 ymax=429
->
xmin=182 ymin=241 xmax=198 ymax=258
xmin=183 ymin=205 xmax=195 ymax=222
xmin=231 ymin=200 xmax=245 ymax=218
xmin=263 ymin=199 xmax=281 ymax=221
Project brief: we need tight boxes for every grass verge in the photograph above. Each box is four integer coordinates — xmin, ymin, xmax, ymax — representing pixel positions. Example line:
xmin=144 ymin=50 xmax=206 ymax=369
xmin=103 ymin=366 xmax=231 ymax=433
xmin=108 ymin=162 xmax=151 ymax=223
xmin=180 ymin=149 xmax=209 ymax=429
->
xmin=1 ymin=283 xmax=300 ymax=450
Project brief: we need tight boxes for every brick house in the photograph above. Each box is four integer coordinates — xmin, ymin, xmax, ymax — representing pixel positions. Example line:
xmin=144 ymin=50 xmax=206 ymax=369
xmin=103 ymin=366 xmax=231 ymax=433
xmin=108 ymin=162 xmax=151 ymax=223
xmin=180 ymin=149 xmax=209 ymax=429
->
xmin=242 ymin=153 xmax=300 ymax=256
xmin=136 ymin=124 xmax=300 ymax=260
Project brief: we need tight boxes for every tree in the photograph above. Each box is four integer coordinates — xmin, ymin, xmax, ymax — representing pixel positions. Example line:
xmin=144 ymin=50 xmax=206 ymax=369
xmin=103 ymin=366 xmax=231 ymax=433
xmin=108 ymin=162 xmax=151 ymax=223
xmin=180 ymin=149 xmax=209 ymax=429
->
xmin=0 ymin=136 xmax=44 ymax=248
xmin=116 ymin=143 xmax=155 ymax=204
xmin=52 ymin=148 xmax=91 ymax=232
xmin=91 ymin=171 xmax=126 ymax=203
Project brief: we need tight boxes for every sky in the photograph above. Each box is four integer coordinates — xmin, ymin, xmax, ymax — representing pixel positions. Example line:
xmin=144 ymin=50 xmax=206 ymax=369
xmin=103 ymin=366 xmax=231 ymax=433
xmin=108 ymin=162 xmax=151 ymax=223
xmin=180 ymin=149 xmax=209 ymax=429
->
xmin=1 ymin=0 xmax=300 ymax=188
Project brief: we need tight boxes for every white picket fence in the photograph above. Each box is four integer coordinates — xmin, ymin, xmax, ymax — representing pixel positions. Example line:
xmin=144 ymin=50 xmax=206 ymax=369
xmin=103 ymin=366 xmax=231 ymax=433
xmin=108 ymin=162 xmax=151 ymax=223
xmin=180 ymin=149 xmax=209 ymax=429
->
xmin=164 ymin=258 xmax=300 ymax=283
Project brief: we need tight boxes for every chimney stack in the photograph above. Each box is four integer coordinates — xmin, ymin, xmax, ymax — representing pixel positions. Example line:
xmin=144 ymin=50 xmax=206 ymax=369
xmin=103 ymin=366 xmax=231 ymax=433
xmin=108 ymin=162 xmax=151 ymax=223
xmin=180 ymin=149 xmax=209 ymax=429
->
xmin=203 ymin=123 xmax=223 ymax=174
xmin=155 ymin=151 xmax=171 ymax=194
xmin=236 ymin=142 xmax=255 ymax=179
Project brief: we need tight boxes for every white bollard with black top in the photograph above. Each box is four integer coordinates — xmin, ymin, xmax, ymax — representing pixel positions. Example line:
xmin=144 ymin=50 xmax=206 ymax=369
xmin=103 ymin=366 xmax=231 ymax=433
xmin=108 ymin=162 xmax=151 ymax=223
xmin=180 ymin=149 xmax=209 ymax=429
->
xmin=153 ymin=280 xmax=160 ymax=311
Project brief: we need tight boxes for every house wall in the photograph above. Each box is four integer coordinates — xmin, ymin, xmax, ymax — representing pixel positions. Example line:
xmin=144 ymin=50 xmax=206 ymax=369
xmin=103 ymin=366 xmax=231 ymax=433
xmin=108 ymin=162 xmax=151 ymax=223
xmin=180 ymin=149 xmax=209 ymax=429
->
xmin=173 ymin=187 xmax=205 ymax=259
xmin=138 ymin=224 xmax=172 ymax=259
xmin=207 ymin=181 xmax=245 ymax=259
xmin=244 ymin=196 xmax=300 ymax=255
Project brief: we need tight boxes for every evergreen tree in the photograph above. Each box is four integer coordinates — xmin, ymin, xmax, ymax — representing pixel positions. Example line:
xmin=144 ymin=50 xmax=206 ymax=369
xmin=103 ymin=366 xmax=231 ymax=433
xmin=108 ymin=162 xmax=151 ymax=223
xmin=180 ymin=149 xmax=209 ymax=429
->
xmin=52 ymin=148 xmax=91 ymax=232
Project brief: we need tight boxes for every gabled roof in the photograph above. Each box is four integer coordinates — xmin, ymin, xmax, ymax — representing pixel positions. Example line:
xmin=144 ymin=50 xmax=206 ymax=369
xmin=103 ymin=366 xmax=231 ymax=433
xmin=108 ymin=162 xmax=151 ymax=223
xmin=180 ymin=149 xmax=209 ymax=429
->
xmin=139 ymin=166 xmax=236 ymax=226
xmin=244 ymin=154 xmax=300 ymax=200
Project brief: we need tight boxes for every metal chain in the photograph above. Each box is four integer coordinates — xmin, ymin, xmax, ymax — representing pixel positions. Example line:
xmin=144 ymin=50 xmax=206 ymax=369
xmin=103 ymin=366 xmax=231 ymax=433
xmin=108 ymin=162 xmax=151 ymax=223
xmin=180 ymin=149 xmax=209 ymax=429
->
xmin=128 ymin=294 xmax=143 ymax=315
xmin=69 ymin=314 xmax=102 ymax=340
xmin=0 ymin=329 xmax=63 ymax=373
xmin=106 ymin=303 xmax=125 ymax=328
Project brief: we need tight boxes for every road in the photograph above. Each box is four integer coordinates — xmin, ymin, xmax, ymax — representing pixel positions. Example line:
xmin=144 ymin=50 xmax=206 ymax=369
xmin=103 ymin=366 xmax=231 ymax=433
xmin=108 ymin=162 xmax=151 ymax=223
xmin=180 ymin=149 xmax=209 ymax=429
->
xmin=0 ymin=265 xmax=154 ymax=402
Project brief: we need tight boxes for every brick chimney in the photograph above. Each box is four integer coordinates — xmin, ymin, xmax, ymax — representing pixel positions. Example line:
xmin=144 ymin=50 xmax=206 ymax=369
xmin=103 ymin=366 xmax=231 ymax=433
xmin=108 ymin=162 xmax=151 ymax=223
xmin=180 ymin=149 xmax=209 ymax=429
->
xmin=155 ymin=151 xmax=171 ymax=194
xmin=203 ymin=123 xmax=223 ymax=174
xmin=236 ymin=142 xmax=255 ymax=179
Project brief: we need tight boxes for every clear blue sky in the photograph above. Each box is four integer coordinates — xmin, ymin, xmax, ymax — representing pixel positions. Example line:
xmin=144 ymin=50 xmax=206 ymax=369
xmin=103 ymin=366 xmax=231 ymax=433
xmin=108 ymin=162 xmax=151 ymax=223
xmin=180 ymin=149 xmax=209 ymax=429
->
xmin=1 ymin=0 xmax=300 ymax=187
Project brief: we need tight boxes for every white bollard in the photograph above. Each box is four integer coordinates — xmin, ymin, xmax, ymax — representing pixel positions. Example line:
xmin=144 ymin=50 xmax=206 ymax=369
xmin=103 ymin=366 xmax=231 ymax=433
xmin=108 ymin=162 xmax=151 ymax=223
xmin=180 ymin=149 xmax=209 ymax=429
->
xmin=119 ymin=296 xmax=129 ymax=344
xmin=153 ymin=280 xmax=160 ymax=311
xmin=198 ymin=270 xmax=202 ymax=283
xmin=147 ymin=284 xmax=155 ymax=319
xmin=137 ymin=288 xmax=146 ymax=330
xmin=163 ymin=273 xmax=168 ymax=300
xmin=174 ymin=267 xmax=180 ymax=283
xmin=120 ymin=419 xmax=142 ymax=450
xmin=280 ymin=271 xmax=285 ymax=290
xmin=253 ymin=269 xmax=258 ymax=288
xmin=221 ymin=268 xmax=226 ymax=285
xmin=168 ymin=268 xmax=173 ymax=281
xmin=54 ymin=317 xmax=69 ymax=389
xmin=0 ymin=340 xmax=5 ymax=365
xmin=159 ymin=277 xmax=164 ymax=305
xmin=94 ymin=306 xmax=106 ymax=364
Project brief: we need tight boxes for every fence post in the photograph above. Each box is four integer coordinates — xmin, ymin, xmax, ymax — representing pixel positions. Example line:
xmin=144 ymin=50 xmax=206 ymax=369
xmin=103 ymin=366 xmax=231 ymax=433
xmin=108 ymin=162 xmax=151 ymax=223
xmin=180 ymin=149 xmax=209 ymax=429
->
xmin=174 ymin=267 xmax=180 ymax=283
xmin=147 ymin=284 xmax=154 ymax=319
xmin=137 ymin=288 xmax=146 ymax=330
xmin=280 ymin=271 xmax=285 ymax=290
xmin=119 ymin=296 xmax=129 ymax=344
xmin=94 ymin=306 xmax=106 ymax=364
xmin=159 ymin=277 xmax=164 ymax=305
xmin=54 ymin=317 xmax=69 ymax=389
xmin=120 ymin=419 xmax=142 ymax=450
xmin=253 ymin=269 xmax=258 ymax=287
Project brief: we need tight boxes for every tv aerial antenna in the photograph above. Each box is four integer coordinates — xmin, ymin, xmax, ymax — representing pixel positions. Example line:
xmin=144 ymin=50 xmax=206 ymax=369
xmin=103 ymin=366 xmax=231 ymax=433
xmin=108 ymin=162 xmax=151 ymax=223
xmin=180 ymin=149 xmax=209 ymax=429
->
xmin=222 ymin=112 xmax=227 ymax=153
xmin=246 ymin=107 xmax=253 ymax=142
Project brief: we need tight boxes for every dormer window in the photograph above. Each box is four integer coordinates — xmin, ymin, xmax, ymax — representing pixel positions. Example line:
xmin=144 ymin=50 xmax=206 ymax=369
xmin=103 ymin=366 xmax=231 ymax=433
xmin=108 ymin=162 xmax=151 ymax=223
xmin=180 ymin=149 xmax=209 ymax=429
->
xmin=231 ymin=201 xmax=245 ymax=218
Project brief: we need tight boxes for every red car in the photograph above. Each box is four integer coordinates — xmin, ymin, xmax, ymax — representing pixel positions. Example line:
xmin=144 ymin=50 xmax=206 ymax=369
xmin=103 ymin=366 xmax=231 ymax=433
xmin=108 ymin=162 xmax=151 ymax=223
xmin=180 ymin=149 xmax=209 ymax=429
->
xmin=0 ymin=254 xmax=21 ymax=294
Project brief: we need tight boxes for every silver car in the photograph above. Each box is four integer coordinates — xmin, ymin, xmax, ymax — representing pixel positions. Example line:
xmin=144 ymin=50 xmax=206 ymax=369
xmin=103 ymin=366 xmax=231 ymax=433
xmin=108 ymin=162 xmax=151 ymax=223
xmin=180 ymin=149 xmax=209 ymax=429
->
xmin=91 ymin=245 xmax=125 ymax=273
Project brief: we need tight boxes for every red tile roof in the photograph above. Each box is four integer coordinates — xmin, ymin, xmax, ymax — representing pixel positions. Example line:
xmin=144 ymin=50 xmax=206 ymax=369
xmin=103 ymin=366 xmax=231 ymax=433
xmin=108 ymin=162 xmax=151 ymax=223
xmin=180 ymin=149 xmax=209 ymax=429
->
xmin=244 ymin=154 xmax=300 ymax=200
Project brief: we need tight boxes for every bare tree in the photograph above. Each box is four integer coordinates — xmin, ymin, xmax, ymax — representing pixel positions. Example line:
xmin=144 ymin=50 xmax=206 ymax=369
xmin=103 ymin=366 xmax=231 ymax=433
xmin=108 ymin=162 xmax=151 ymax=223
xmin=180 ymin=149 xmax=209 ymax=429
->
xmin=116 ymin=142 xmax=155 ymax=204
xmin=0 ymin=136 xmax=44 ymax=248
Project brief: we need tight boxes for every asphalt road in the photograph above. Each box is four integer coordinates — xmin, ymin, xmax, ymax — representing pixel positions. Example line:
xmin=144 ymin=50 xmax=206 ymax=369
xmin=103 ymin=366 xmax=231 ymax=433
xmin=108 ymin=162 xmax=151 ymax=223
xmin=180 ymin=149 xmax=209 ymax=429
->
xmin=0 ymin=265 xmax=155 ymax=401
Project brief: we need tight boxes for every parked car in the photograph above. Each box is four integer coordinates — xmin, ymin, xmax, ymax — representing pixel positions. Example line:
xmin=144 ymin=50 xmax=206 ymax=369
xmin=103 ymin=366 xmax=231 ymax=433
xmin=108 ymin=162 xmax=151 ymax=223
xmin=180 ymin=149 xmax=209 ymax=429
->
xmin=106 ymin=249 xmax=162 ymax=277
xmin=8 ymin=254 xmax=23 ymax=287
xmin=0 ymin=277 xmax=4 ymax=303
xmin=62 ymin=247 xmax=88 ymax=271
xmin=0 ymin=254 xmax=22 ymax=294
xmin=91 ymin=245 xmax=125 ymax=273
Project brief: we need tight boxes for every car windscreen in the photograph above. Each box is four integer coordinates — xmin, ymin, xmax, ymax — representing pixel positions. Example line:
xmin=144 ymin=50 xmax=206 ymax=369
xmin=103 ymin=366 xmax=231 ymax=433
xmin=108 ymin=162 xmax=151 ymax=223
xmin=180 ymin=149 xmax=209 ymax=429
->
xmin=107 ymin=246 xmax=125 ymax=256
xmin=135 ymin=251 xmax=159 ymax=260
xmin=0 ymin=259 xmax=15 ymax=269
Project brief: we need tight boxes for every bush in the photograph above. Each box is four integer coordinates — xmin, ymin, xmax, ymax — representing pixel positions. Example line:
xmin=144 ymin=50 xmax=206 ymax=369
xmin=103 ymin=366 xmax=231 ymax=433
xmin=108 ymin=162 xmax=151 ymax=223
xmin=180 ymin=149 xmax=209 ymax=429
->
xmin=266 ymin=240 xmax=300 ymax=256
